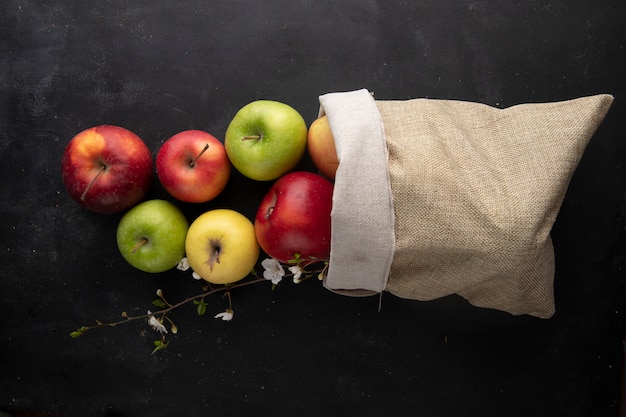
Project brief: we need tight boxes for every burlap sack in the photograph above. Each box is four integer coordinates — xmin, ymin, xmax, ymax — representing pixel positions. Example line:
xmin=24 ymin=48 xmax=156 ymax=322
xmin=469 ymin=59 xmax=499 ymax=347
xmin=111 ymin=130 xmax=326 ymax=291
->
xmin=319 ymin=89 xmax=613 ymax=318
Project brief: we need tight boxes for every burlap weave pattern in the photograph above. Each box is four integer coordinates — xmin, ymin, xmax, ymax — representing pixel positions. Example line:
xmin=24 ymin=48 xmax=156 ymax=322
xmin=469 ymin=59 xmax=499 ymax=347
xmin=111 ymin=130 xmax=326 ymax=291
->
xmin=377 ymin=95 xmax=613 ymax=318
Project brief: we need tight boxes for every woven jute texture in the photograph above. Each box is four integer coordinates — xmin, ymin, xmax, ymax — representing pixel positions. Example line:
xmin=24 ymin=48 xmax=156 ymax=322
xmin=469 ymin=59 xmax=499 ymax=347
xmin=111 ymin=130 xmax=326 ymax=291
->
xmin=377 ymin=94 xmax=613 ymax=318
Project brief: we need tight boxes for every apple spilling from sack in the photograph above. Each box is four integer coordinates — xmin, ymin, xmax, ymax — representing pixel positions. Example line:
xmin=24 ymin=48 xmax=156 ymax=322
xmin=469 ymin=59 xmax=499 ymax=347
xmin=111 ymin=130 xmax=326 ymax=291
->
xmin=61 ymin=99 xmax=337 ymax=284
xmin=185 ymin=209 xmax=260 ymax=284
xmin=255 ymin=171 xmax=333 ymax=264
xmin=156 ymin=130 xmax=231 ymax=203
xmin=116 ymin=199 xmax=189 ymax=273
xmin=306 ymin=115 xmax=338 ymax=180
xmin=61 ymin=125 xmax=154 ymax=214
xmin=225 ymin=100 xmax=308 ymax=181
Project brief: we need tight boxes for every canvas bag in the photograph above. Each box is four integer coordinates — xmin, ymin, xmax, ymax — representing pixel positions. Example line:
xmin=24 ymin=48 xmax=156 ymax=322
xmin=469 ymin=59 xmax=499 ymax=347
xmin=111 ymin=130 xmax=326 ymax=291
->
xmin=319 ymin=89 xmax=613 ymax=318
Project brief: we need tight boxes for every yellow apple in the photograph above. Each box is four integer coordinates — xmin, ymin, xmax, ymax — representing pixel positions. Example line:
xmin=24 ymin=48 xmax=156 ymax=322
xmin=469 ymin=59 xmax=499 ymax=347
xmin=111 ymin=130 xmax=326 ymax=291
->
xmin=185 ymin=209 xmax=260 ymax=285
xmin=307 ymin=115 xmax=339 ymax=180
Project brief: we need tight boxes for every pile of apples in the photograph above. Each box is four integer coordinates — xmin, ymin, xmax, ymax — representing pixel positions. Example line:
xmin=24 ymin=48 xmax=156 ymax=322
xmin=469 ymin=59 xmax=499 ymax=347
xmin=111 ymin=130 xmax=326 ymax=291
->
xmin=61 ymin=100 xmax=339 ymax=286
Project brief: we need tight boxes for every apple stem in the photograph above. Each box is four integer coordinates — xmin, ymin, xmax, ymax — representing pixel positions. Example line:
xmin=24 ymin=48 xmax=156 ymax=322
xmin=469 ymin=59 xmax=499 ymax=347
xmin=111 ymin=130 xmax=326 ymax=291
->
xmin=241 ymin=135 xmax=261 ymax=141
xmin=265 ymin=191 xmax=278 ymax=219
xmin=225 ymin=290 xmax=233 ymax=311
xmin=80 ymin=164 xmax=107 ymax=201
xmin=189 ymin=143 xmax=210 ymax=168
xmin=131 ymin=237 xmax=149 ymax=254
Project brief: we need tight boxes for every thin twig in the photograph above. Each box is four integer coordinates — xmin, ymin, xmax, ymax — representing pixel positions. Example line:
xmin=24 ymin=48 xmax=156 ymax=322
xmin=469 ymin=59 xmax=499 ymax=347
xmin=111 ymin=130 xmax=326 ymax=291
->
xmin=80 ymin=276 xmax=266 ymax=332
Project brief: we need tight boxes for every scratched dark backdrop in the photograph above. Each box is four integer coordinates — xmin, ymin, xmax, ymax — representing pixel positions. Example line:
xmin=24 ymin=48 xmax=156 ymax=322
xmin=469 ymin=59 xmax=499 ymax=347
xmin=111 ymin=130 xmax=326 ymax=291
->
xmin=1 ymin=1 xmax=625 ymax=416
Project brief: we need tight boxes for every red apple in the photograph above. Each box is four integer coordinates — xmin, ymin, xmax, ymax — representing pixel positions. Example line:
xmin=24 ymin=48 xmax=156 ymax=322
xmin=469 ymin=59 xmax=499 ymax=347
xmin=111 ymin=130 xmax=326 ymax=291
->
xmin=61 ymin=125 xmax=153 ymax=214
xmin=255 ymin=171 xmax=334 ymax=264
xmin=307 ymin=115 xmax=338 ymax=180
xmin=156 ymin=130 xmax=231 ymax=203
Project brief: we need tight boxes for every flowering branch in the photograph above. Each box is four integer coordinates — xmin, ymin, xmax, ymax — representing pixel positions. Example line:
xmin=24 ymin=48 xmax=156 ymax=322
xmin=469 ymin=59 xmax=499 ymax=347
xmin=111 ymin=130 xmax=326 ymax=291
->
xmin=69 ymin=254 xmax=329 ymax=354
xmin=263 ymin=253 xmax=329 ymax=285
xmin=70 ymin=276 xmax=264 ymax=334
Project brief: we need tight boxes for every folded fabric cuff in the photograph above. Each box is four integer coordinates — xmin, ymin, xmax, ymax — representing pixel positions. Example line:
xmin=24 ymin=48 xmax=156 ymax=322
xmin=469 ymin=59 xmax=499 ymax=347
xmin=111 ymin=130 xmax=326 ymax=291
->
xmin=318 ymin=89 xmax=395 ymax=295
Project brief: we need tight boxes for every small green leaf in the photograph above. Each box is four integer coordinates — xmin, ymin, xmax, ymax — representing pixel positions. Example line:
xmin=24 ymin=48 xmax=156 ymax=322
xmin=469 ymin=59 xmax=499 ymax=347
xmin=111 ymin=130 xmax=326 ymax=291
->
xmin=287 ymin=253 xmax=302 ymax=264
xmin=197 ymin=302 xmax=207 ymax=316
xmin=152 ymin=299 xmax=167 ymax=308
xmin=70 ymin=326 xmax=89 ymax=338
xmin=151 ymin=340 xmax=168 ymax=355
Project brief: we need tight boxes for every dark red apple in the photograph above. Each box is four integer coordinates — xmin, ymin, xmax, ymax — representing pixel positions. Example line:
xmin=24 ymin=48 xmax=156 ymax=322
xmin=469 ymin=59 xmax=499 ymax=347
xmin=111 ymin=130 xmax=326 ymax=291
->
xmin=156 ymin=130 xmax=231 ymax=203
xmin=61 ymin=125 xmax=153 ymax=214
xmin=254 ymin=171 xmax=334 ymax=264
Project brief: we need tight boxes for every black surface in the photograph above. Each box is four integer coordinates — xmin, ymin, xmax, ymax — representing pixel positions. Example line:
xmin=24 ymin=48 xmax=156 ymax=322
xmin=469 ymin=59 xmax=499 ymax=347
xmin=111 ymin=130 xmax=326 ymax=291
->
xmin=1 ymin=1 xmax=625 ymax=416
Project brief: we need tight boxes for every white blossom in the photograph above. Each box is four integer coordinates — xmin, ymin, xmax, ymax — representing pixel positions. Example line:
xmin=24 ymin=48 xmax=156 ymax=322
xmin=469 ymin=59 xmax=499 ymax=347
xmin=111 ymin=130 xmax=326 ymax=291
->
xmin=191 ymin=271 xmax=202 ymax=280
xmin=262 ymin=258 xmax=285 ymax=285
xmin=177 ymin=257 xmax=190 ymax=271
xmin=289 ymin=265 xmax=304 ymax=283
xmin=214 ymin=309 xmax=234 ymax=321
xmin=147 ymin=310 xmax=168 ymax=334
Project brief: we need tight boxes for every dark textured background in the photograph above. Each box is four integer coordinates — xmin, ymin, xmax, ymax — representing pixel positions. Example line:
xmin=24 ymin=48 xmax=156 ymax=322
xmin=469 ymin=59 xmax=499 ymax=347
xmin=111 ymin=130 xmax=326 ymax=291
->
xmin=1 ymin=1 xmax=625 ymax=416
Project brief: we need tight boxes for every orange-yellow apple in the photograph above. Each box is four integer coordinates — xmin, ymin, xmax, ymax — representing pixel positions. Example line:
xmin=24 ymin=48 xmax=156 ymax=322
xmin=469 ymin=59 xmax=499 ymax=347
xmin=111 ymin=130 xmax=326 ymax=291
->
xmin=185 ymin=209 xmax=260 ymax=285
xmin=156 ymin=130 xmax=231 ymax=203
xmin=61 ymin=125 xmax=153 ymax=214
xmin=307 ymin=115 xmax=338 ymax=180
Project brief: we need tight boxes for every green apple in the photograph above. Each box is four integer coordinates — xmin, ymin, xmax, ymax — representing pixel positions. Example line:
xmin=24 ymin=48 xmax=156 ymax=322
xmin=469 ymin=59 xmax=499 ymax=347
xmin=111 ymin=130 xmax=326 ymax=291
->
xmin=225 ymin=100 xmax=308 ymax=181
xmin=116 ymin=199 xmax=189 ymax=273
xmin=185 ymin=208 xmax=260 ymax=285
